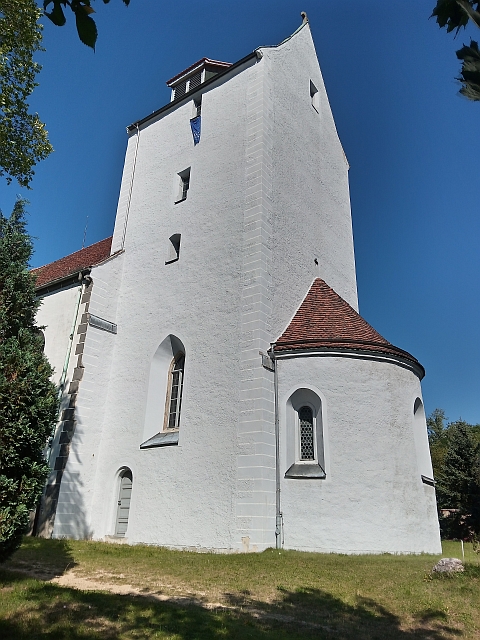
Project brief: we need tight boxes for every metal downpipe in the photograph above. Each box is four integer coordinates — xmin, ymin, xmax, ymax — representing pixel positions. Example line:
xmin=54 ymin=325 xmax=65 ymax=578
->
xmin=271 ymin=344 xmax=283 ymax=548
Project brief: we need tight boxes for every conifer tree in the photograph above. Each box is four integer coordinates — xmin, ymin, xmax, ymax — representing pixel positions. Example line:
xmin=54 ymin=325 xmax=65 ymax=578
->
xmin=0 ymin=199 xmax=57 ymax=562
xmin=427 ymin=408 xmax=449 ymax=478
xmin=436 ymin=420 xmax=480 ymax=540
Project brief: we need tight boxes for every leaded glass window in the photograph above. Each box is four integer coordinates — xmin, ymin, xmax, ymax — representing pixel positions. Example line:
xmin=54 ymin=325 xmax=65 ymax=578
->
xmin=167 ymin=354 xmax=184 ymax=430
xmin=299 ymin=406 xmax=315 ymax=460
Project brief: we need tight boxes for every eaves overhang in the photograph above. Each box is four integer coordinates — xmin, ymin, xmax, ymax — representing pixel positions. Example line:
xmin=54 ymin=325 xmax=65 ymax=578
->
xmin=34 ymin=249 xmax=123 ymax=297
xmin=35 ymin=270 xmax=90 ymax=297
xmin=271 ymin=344 xmax=425 ymax=380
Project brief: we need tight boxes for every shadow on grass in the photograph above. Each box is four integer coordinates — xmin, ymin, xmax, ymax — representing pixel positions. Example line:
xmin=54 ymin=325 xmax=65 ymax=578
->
xmin=2 ymin=537 xmax=76 ymax=579
xmin=0 ymin=570 xmax=463 ymax=640
xmin=462 ymin=564 xmax=480 ymax=578
xmin=223 ymin=587 xmax=461 ymax=639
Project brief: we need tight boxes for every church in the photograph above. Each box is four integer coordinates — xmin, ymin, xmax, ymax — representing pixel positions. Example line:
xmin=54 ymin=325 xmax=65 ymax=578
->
xmin=33 ymin=15 xmax=441 ymax=553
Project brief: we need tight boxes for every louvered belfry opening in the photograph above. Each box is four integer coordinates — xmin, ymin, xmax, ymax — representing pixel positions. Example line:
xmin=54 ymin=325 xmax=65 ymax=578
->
xmin=167 ymin=58 xmax=232 ymax=102
xmin=173 ymin=80 xmax=187 ymax=100
xmin=189 ymin=71 xmax=202 ymax=90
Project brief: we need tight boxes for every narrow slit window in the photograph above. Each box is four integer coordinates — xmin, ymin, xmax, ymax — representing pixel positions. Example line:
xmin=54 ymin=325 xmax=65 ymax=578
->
xmin=181 ymin=174 xmax=189 ymax=199
xmin=299 ymin=406 xmax=315 ymax=460
xmin=190 ymin=98 xmax=201 ymax=145
xmin=310 ymin=80 xmax=319 ymax=112
xmin=166 ymin=234 xmax=181 ymax=263
xmin=176 ymin=168 xmax=191 ymax=203
xmin=194 ymin=97 xmax=202 ymax=117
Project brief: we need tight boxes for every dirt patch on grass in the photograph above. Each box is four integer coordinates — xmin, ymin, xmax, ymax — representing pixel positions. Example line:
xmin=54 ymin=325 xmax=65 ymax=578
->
xmin=7 ymin=565 xmax=332 ymax=631
xmin=6 ymin=539 xmax=480 ymax=638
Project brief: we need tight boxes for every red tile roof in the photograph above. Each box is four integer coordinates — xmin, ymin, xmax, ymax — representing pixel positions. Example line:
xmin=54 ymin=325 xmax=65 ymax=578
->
xmin=166 ymin=58 xmax=232 ymax=86
xmin=32 ymin=237 xmax=112 ymax=288
xmin=274 ymin=278 xmax=420 ymax=366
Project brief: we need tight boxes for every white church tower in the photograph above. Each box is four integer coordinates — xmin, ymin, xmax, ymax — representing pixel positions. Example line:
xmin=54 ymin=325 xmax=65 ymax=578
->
xmin=34 ymin=16 xmax=441 ymax=553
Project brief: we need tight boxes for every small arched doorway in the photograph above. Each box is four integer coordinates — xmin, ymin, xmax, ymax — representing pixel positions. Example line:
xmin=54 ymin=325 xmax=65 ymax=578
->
xmin=115 ymin=469 xmax=133 ymax=537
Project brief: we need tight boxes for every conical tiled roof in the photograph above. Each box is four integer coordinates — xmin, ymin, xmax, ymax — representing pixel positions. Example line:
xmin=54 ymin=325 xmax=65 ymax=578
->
xmin=274 ymin=278 xmax=420 ymax=366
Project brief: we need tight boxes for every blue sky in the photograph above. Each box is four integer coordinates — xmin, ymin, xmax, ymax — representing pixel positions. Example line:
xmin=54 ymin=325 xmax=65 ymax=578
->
xmin=1 ymin=1 xmax=479 ymax=424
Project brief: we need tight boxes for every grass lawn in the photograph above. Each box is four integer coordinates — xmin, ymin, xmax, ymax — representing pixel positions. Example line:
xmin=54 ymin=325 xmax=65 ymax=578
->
xmin=0 ymin=538 xmax=478 ymax=639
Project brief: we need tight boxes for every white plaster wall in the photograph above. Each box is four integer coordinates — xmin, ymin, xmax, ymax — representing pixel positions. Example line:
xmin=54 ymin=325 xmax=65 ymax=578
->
xmin=277 ymin=353 xmax=441 ymax=554
xmin=111 ymin=133 xmax=138 ymax=255
xmin=235 ymin=53 xmax=277 ymax=552
xmin=57 ymin=56 xmax=271 ymax=550
xmin=259 ymin=25 xmax=358 ymax=341
xmin=53 ymin=254 xmax=124 ymax=539
xmin=37 ymin=285 xmax=84 ymax=466
xmin=37 ymin=283 xmax=89 ymax=538
xmin=36 ymin=285 xmax=82 ymax=386
xmin=232 ymin=24 xmax=359 ymax=550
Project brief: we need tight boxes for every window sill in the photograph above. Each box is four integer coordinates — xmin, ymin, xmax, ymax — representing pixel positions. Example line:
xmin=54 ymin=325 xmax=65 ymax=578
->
xmin=174 ymin=197 xmax=187 ymax=205
xmin=421 ymin=475 xmax=435 ymax=487
xmin=104 ymin=535 xmax=129 ymax=544
xmin=165 ymin=257 xmax=179 ymax=265
xmin=140 ymin=430 xmax=179 ymax=449
xmin=285 ymin=463 xmax=326 ymax=479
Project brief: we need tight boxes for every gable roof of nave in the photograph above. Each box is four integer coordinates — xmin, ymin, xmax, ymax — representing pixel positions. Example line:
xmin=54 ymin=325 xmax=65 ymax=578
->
xmin=32 ymin=237 xmax=112 ymax=289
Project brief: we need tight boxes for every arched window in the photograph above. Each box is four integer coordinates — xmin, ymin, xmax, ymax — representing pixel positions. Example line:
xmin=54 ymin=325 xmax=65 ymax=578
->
xmin=413 ymin=397 xmax=435 ymax=486
xmin=285 ymin=389 xmax=325 ymax=479
xmin=165 ymin=352 xmax=185 ymax=430
xmin=141 ymin=335 xmax=186 ymax=449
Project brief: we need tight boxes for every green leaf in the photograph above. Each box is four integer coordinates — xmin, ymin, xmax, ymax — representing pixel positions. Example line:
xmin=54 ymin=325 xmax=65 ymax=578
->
xmin=456 ymin=39 xmax=480 ymax=100
xmin=0 ymin=0 xmax=53 ymax=186
xmin=45 ymin=1 xmax=66 ymax=27
xmin=74 ymin=8 xmax=98 ymax=49
xmin=431 ymin=0 xmax=470 ymax=33
xmin=457 ymin=0 xmax=480 ymax=28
